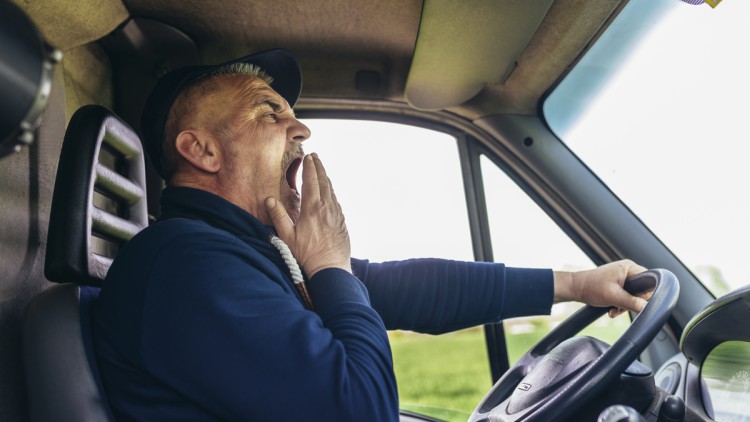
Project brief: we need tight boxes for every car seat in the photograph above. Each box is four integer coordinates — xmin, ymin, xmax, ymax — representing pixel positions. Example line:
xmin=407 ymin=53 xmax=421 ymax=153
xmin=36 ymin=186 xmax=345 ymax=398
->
xmin=23 ymin=105 xmax=148 ymax=422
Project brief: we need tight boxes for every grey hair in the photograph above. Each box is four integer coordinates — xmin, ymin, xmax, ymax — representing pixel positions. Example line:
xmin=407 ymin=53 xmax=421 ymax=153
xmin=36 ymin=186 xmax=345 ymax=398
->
xmin=207 ymin=62 xmax=273 ymax=84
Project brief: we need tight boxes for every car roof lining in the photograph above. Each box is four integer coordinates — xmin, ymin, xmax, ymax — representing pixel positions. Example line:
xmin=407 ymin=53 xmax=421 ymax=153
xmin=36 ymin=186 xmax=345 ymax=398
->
xmin=13 ymin=0 xmax=625 ymax=120
xmin=405 ymin=0 xmax=555 ymax=110
xmin=11 ymin=0 xmax=128 ymax=51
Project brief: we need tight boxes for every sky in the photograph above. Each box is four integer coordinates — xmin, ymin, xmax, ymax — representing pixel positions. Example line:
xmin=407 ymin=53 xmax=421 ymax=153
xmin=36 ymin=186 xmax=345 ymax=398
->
xmin=560 ymin=0 xmax=750 ymax=290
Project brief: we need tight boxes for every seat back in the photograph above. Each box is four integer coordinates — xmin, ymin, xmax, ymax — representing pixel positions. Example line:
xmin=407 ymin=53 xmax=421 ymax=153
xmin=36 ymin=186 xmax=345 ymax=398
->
xmin=24 ymin=105 xmax=148 ymax=421
xmin=23 ymin=284 xmax=112 ymax=422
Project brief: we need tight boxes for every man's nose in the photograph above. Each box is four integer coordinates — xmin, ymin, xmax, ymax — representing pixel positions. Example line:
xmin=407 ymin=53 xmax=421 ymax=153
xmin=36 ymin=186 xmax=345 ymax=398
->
xmin=289 ymin=117 xmax=311 ymax=143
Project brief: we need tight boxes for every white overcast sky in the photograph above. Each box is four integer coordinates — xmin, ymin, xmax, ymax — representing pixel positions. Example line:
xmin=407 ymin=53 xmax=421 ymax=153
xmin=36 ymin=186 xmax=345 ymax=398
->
xmin=563 ymin=0 xmax=750 ymax=289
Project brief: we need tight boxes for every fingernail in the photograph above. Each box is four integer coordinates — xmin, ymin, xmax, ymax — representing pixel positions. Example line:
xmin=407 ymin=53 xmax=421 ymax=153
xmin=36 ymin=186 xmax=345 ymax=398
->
xmin=637 ymin=298 xmax=648 ymax=310
xmin=266 ymin=197 xmax=276 ymax=208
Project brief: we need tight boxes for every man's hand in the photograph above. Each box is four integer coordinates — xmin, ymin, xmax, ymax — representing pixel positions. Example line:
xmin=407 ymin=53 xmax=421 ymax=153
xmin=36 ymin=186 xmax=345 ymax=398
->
xmin=265 ymin=153 xmax=352 ymax=278
xmin=554 ymin=260 xmax=651 ymax=318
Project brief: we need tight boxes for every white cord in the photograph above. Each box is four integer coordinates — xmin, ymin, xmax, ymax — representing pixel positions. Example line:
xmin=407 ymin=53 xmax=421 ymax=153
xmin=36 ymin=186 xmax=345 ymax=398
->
xmin=269 ymin=234 xmax=313 ymax=309
xmin=269 ymin=235 xmax=304 ymax=284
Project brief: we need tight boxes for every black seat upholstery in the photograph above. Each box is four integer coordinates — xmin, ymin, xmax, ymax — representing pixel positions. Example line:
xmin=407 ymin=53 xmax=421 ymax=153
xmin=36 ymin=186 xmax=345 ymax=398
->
xmin=24 ymin=284 xmax=113 ymax=421
xmin=24 ymin=105 xmax=148 ymax=422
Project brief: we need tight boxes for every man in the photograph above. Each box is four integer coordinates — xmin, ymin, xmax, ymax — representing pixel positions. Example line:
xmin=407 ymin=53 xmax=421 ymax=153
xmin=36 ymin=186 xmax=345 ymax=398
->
xmin=93 ymin=49 xmax=649 ymax=421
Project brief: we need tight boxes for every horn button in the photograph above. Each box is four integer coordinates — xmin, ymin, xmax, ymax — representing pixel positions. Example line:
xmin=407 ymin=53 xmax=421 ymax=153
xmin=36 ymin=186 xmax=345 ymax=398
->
xmin=507 ymin=337 xmax=609 ymax=414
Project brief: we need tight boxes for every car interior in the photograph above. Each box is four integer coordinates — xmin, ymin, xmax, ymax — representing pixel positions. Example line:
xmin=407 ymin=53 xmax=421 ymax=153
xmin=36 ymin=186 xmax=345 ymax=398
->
xmin=2 ymin=0 xmax=747 ymax=421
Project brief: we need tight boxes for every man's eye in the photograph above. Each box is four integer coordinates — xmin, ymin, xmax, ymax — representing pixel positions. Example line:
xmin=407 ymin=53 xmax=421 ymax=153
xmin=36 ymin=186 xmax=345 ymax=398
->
xmin=265 ymin=113 xmax=278 ymax=122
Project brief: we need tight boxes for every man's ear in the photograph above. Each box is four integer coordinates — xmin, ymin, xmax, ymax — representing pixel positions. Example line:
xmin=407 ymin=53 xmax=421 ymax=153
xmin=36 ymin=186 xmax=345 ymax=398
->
xmin=174 ymin=130 xmax=221 ymax=173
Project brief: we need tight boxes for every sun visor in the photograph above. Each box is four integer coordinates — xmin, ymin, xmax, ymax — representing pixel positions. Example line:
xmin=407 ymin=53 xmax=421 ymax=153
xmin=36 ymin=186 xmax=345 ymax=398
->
xmin=405 ymin=0 xmax=553 ymax=110
xmin=10 ymin=0 xmax=129 ymax=51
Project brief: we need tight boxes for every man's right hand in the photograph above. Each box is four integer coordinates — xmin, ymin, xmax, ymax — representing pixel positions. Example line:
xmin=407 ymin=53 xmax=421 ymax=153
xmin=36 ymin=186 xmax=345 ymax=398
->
xmin=265 ymin=153 xmax=352 ymax=278
xmin=553 ymin=260 xmax=651 ymax=318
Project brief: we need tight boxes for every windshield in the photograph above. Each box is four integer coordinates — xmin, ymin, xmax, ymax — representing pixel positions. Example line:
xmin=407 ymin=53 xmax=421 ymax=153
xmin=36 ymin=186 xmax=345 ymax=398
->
xmin=544 ymin=0 xmax=749 ymax=297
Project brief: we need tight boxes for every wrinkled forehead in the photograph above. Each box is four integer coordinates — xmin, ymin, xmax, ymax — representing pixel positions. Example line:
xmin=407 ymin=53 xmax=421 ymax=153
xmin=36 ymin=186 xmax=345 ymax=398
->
xmin=180 ymin=73 xmax=291 ymax=130
xmin=221 ymin=74 xmax=291 ymax=113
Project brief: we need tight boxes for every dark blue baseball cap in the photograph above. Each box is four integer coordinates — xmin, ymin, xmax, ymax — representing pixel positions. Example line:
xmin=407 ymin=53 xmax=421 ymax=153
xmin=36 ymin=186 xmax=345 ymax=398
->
xmin=140 ymin=48 xmax=302 ymax=179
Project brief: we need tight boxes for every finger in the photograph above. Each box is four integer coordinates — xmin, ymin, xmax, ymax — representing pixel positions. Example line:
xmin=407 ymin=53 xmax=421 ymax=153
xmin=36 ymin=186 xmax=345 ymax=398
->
xmin=608 ymin=308 xmax=624 ymax=318
xmin=611 ymin=287 xmax=649 ymax=313
xmin=626 ymin=267 xmax=648 ymax=281
xmin=265 ymin=197 xmax=295 ymax=241
xmin=622 ymin=260 xmax=648 ymax=280
xmin=300 ymin=154 xmax=320 ymax=205
xmin=330 ymin=180 xmax=343 ymax=212
xmin=312 ymin=153 xmax=332 ymax=201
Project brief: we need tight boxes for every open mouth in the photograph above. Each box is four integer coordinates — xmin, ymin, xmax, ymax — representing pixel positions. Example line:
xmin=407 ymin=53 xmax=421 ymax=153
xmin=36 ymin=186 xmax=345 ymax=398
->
xmin=285 ymin=157 xmax=302 ymax=194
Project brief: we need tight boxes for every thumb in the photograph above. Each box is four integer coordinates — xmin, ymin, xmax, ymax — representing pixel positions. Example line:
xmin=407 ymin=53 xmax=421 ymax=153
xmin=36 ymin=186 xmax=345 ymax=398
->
xmin=265 ymin=197 xmax=294 ymax=240
xmin=611 ymin=287 xmax=649 ymax=314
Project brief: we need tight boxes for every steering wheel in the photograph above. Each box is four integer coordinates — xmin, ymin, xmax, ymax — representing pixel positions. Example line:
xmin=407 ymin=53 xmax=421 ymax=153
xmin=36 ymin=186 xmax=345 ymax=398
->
xmin=469 ymin=269 xmax=679 ymax=422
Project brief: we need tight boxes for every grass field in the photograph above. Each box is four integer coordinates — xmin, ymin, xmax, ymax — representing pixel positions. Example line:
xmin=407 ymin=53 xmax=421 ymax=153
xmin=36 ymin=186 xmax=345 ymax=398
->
xmin=390 ymin=313 xmax=629 ymax=421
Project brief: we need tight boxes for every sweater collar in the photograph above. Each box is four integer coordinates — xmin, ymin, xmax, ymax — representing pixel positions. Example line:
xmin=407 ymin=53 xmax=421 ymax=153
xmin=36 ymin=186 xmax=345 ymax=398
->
xmin=157 ymin=186 xmax=276 ymax=245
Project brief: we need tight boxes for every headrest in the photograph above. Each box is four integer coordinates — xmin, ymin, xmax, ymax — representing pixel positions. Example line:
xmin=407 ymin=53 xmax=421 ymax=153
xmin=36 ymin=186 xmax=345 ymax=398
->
xmin=45 ymin=105 xmax=148 ymax=286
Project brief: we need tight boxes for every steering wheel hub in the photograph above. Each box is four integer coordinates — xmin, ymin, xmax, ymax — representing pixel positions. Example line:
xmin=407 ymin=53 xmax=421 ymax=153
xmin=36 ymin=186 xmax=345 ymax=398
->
xmin=507 ymin=336 xmax=609 ymax=414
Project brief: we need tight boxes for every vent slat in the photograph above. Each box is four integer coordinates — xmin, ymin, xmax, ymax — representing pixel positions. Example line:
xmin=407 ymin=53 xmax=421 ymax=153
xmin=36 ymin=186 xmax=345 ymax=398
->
xmin=95 ymin=164 xmax=144 ymax=205
xmin=91 ymin=207 xmax=142 ymax=242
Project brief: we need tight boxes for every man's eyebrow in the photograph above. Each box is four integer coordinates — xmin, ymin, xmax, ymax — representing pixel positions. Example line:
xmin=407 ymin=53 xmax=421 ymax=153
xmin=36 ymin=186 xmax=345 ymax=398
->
xmin=260 ymin=98 xmax=294 ymax=116
xmin=243 ymin=87 xmax=293 ymax=116
xmin=266 ymin=100 xmax=282 ymax=112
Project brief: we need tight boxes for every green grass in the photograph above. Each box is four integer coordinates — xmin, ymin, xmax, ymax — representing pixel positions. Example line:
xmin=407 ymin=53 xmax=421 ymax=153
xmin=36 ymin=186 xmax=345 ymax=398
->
xmin=390 ymin=328 xmax=489 ymax=422
xmin=390 ymin=312 xmax=630 ymax=421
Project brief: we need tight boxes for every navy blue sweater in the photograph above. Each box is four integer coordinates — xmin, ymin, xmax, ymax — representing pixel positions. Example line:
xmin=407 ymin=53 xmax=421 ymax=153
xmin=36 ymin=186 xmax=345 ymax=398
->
xmin=93 ymin=187 xmax=553 ymax=421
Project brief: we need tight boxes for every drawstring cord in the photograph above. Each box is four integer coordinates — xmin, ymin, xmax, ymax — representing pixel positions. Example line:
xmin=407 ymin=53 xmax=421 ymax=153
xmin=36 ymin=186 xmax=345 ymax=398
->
xmin=269 ymin=234 xmax=314 ymax=310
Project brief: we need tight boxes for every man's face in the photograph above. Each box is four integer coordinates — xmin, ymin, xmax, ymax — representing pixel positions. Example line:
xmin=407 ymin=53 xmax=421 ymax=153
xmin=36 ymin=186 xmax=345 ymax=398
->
xmin=214 ymin=75 xmax=310 ymax=225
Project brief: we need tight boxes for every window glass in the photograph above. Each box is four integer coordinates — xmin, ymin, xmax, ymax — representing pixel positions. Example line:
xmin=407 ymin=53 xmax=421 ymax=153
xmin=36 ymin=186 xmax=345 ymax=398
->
xmin=544 ymin=0 xmax=750 ymax=296
xmin=301 ymin=119 xmax=484 ymax=421
xmin=300 ymin=119 xmax=473 ymax=262
xmin=480 ymin=155 xmax=629 ymax=364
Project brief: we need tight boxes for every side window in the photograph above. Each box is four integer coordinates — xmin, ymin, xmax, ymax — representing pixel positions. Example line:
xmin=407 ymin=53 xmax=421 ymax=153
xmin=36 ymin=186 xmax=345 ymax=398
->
xmin=301 ymin=120 xmax=473 ymax=262
xmin=301 ymin=119 xmax=486 ymax=421
xmin=480 ymin=155 xmax=629 ymax=364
